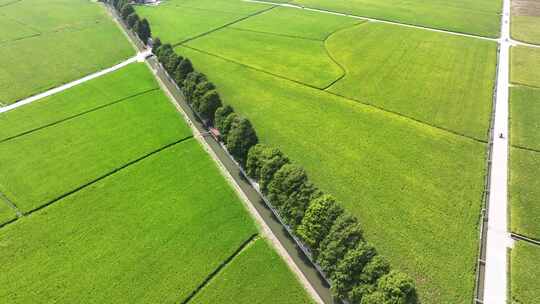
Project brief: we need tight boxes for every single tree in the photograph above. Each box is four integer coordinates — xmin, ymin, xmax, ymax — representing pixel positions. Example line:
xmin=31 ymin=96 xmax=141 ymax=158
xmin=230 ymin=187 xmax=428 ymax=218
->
xmin=221 ymin=112 xmax=240 ymax=140
xmin=164 ymin=52 xmax=183 ymax=74
xmin=152 ymin=37 xmax=162 ymax=54
xmin=246 ymin=144 xmax=267 ymax=179
xmin=126 ymin=13 xmax=139 ymax=29
xmin=182 ymin=72 xmax=207 ymax=102
xmin=267 ymin=164 xmax=320 ymax=228
xmin=137 ymin=18 xmax=152 ymax=44
xmin=120 ymin=3 xmax=134 ymax=19
xmin=331 ymin=242 xmax=377 ymax=300
xmin=317 ymin=213 xmax=364 ymax=276
xmin=296 ymin=194 xmax=344 ymax=257
xmin=259 ymin=148 xmax=290 ymax=193
xmin=226 ymin=117 xmax=258 ymax=166
xmin=214 ymin=105 xmax=234 ymax=137
xmin=197 ymin=90 xmax=222 ymax=123
xmin=156 ymin=43 xmax=172 ymax=61
xmin=361 ymin=271 xmax=417 ymax=304
xmin=173 ymin=58 xmax=194 ymax=86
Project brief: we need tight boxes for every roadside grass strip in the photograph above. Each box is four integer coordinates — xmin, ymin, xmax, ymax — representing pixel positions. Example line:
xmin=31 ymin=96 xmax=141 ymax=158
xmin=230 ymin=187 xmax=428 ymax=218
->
xmin=177 ymin=47 xmax=487 ymax=303
xmin=511 ymin=0 xmax=540 ymax=44
xmin=232 ymin=6 xmax=362 ymax=40
xmin=135 ymin=0 xmax=270 ymax=45
xmin=511 ymin=241 xmax=540 ymax=303
xmin=0 ymin=63 xmax=158 ymax=142
xmin=190 ymin=238 xmax=314 ymax=304
xmin=510 ymin=86 xmax=540 ymax=151
xmin=185 ymin=28 xmax=343 ymax=88
xmin=0 ymin=22 xmax=134 ymax=105
xmin=287 ymin=0 xmax=501 ymax=37
xmin=510 ymin=148 xmax=540 ymax=240
xmin=326 ymin=22 xmax=497 ymax=141
xmin=0 ymin=140 xmax=268 ymax=303
xmin=511 ymin=46 xmax=540 ymax=88
xmin=0 ymin=90 xmax=191 ymax=213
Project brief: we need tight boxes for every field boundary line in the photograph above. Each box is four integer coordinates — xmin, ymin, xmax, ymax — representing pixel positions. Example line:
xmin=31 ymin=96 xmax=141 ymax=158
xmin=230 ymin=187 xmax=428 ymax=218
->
xmin=0 ymin=88 xmax=159 ymax=144
xmin=0 ymin=190 xmax=22 ymax=218
xmin=511 ymin=144 xmax=540 ymax=154
xmin=227 ymin=26 xmax=323 ymax=41
xmin=509 ymin=81 xmax=540 ymax=90
xmin=510 ymin=233 xmax=540 ymax=246
xmin=180 ymin=234 xmax=259 ymax=304
xmin=181 ymin=44 xmax=489 ymax=144
xmin=0 ymin=0 xmax=21 ymax=8
xmin=321 ymin=21 xmax=368 ymax=90
xmin=0 ymin=52 xmax=148 ymax=114
xmin=244 ymin=0 xmax=501 ymax=41
xmin=20 ymin=136 xmax=193 ymax=217
xmin=174 ymin=5 xmax=277 ymax=46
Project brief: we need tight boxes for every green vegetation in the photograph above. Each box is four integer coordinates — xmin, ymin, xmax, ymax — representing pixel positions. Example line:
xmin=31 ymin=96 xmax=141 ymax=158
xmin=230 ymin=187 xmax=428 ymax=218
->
xmin=0 ymin=17 xmax=39 ymax=43
xmin=233 ymin=6 xmax=362 ymax=40
xmin=512 ymin=16 xmax=540 ymax=44
xmin=326 ymin=22 xmax=497 ymax=140
xmin=0 ymin=0 xmax=134 ymax=105
xmin=510 ymin=148 xmax=540 ymax=239
xmin=0 ymin=90 xmax=191 ymax=213
xmin=510 ymin=86 xmax=540 ymax=150
xmin=191 ymin=238 xmax=314 ymax=304
xmin=0 ymin=63 xmax=158 ymax=142
xmin=135 ymin=0 xmax=270 ymax=44
xmin=185 ymin=28 xmax=343 ymax=88
xmin=0 ymin=140 xmax=262 ymax=303
xmin=511 ymin=241 xmax=540 ymax=303
xmin=511 ymin=46 xmax=540 ymax=88
xmin=177 ymin=47 xmax=486 ymax=303
xmin=289 ymin=0 xmax=501 ymax=37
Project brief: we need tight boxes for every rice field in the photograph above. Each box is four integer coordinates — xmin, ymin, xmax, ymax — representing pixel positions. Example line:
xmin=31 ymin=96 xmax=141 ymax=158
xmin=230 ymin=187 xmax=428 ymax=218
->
xmin=0 ymin=0 xmax=134 ymax=105
xmin=511 ymin=241 xmax=540 ymax=303
xmin=511 ymin=0 xmax=540 ymax=44
xmin=0 ymin=62 xmax=312 ymax=303
xmin=510 ymin=46 xmax=540 ymax=88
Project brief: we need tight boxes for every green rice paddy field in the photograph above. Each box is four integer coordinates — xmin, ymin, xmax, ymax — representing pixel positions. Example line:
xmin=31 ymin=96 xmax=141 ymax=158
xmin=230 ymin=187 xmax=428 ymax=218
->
xmin=509 ymin=48 xmax=540 ymax=240
xmin=0 ymin=63 xmax=312 ymax=303
xmin=511 ymin=0 xmax=540 ymax=44
xmin=511 ymin=242 xmax=540 ymax=304
xmin=137 ymin=1 xmax=497 ymax=301
xmin=0 ymin=0 xmax=134 ymax=105
xmin=284 ymin=0 xmax=501 ymax=37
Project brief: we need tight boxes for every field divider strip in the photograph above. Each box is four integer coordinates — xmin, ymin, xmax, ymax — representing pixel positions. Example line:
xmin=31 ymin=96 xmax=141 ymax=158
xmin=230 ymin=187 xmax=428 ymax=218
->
xmin=174 ymin=5 xmax=277 ymax=46
xmin=181 ymin=45 xmax=489 ymax=144
xmin=511 ymin=144 xmax=540 ymax=154
xmin=509 ymin=81 xmax=540 ymax=90
xmin=0 ymin=190 xmax=22 ymax=218
xmin=227 ymin=26 xmax=324 ymax=41
xmin=22 ymin=136 xmax=194 ymax=217
xmin=180 ymin=234 xmax=259 ymax=304
xmin=510 ymin=233 xmax=540 ymax=246
xmin=0 ymin=88 xmax=160 ymax=144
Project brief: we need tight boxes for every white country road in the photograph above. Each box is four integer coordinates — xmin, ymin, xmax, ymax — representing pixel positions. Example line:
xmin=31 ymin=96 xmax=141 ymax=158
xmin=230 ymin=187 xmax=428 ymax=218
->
xmin=483 ymin=0 xmax=514 ymax=303
xmin=0 ymin=50 xmax=151 ymax=114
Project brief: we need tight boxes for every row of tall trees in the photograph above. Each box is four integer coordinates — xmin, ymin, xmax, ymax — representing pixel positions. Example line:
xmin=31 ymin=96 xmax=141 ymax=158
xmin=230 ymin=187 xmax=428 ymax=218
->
xmin=151 ymin=34 xmax=417 ymax=304
xmin=110 ymin=0 xmax=151 ymax=44
xmin=245 ymin=144 xmax=418 ymax=304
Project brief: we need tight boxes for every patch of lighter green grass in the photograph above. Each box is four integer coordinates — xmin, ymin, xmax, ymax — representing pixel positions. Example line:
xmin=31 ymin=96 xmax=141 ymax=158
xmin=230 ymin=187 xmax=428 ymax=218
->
xmin=0 ymin=21 xmax=134 ymax=105
xmin=0 ymin=90 xmax=191 ymax=213
xmin=184 ymin=28 xmax=343 ymax=88
xmin=191 ymin=238 xmax=314 ymax=304
xmin=290 ymin=0 xmax=501 ymax=37
xmin=511 ymin=241 xmax=540 ymax=303
xmin=511 ymin=15 xmax=540 ymax=45
xmin=0 ymin=63 xmax=158 ymax=142
xmin=510 ymin=147 xmax=540 ymax=239
xmin=232 ymin=6 xmax=362 ymax=40
xmin=510 ymin=86 xmax=540 ymax=150
xmin=0 ymin=139 xmax=263 ymax=303
xmin=135 ymin=0 xmax=269 ymax=44
xmin=511 ymin=46 xmax=540 ymax=88
xmin=178 ymin=46 xmax=487 ymax=304
xmin=326 ymin=22 xmax=497 ymax=140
